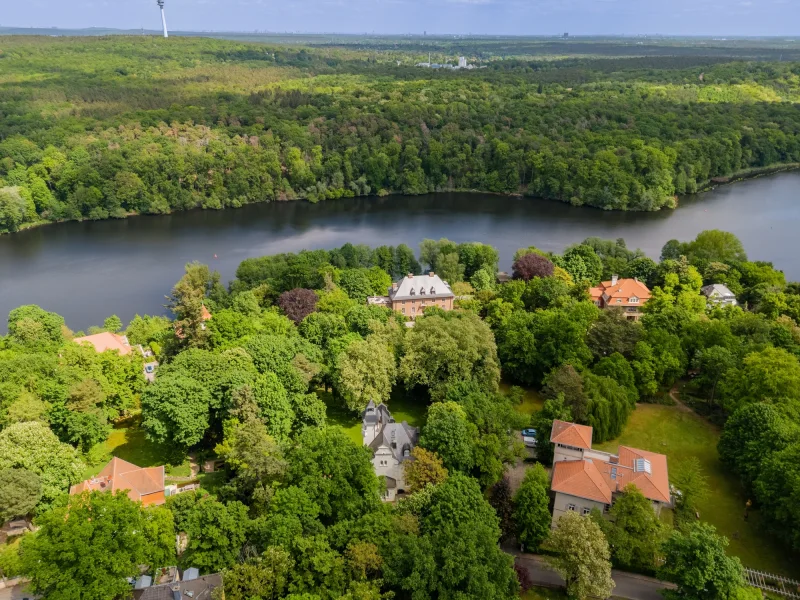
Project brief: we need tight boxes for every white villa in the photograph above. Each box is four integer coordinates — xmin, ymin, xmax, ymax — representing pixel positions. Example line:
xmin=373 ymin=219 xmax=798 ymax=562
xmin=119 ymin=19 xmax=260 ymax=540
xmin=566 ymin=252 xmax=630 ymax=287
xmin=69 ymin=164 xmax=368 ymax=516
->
xmin=362 ymin=400 xmax=419 ymax=501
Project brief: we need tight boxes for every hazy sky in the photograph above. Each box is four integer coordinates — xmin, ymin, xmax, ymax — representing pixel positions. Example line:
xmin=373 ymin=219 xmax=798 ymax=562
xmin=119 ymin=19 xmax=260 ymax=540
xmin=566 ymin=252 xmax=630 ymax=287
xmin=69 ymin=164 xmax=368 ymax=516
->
xmin=2 ymin=0 xmax=798 ymax=36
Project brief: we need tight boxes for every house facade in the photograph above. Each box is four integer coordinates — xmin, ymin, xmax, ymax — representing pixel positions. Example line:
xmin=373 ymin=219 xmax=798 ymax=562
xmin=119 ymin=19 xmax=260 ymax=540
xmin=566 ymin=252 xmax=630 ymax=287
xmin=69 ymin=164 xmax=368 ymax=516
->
xmin=70 ymin=457 xmax=166 ymax=506
xmin=701 ymin=283 xmax=738 ymax=307
xmin=362 ymin=400 xmax=419 ymax=501
xmin=589 ymin=276 xmax=652 ymax=321
xmin=368 ymin=272 xmax=455 ymax=319
xmin=549 ymin=420 xmax=671 ymax=525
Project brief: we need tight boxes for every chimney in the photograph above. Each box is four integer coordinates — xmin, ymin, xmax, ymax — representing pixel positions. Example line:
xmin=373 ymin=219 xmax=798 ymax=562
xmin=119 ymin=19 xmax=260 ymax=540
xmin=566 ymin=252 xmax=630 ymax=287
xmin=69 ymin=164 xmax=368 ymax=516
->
xmin=429 ymin=271 xmax=435 ymax=277
xmin=392 ymin=282 xmax=398 ymax=291
xmin=611 ymin=274 xmax=619 ymax=286
xmin=407 ymin=273 xmax=413 ymax=279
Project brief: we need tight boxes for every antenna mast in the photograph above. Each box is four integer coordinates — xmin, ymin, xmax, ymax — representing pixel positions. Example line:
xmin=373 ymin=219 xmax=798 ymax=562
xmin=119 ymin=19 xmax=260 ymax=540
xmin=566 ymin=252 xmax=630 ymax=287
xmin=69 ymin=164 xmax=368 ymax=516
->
xmin=157 ymin=0 xmax=168 ymax=38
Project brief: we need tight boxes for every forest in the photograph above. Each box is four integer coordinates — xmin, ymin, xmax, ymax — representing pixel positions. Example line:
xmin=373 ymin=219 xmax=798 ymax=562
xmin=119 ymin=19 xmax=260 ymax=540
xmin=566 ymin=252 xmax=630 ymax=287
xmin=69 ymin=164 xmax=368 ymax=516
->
xmin=1 ymin=229 xmax=800 ymax=599
xmin=1 ymin=35 xmax=800 ymax=232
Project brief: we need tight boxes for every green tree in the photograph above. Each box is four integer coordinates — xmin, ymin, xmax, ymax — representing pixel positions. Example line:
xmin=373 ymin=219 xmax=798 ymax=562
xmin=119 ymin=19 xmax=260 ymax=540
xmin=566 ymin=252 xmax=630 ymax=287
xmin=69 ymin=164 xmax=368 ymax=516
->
xmin=167 ymin=262 xmax=217 ymax=349
xmin=168 ymin=491 xmax=249 ymax=573
xmin=0 ymin=468 xmax=42 ymax=520
xmin=102 ymin=315 xmax=122 ymax=332
xmin=20 ymin=491 xmax=175 ymax=600
xmin=594 ymin=485 xmax=666 ymax=572
xmin=686 ymin=230 xmax=747 ymax=266
xmin=399 ymin=312 xmax=500 ymax=399
xmin=718 ymin=403 xmax=798 ymax=490
xmin=659 ymin=522 xmax=744 ymax=600
xmin=286 ymin=427 xmax=380 ymax=525
xmin=223 ymin=546 xmax=293 ymax=600
xmin=384 ymin=473 xmax=518 ymax=600
xmin=721 ymin=347 xmax=800 ymax=412
xmin=335 ymin=336 xmax=396 ymax=413
xmin=0 ymin=421 xmax=84 ymax=510
xmin=404 ymin=447 xmax=448 ymax=493
xmin=419 ymin=401 xmax=475 ymax=473
xmin=513 ymin=464 xmax=551 ymax=552
xmin=754 ymin=443 xmax=800 ymax=551
xmin=7 ymin=305 xmax=64 ymax=349
xmin=544 ymin=511 xmax=615 ymax=600
xmin=141 ymin=374 xmax=211 ymax=450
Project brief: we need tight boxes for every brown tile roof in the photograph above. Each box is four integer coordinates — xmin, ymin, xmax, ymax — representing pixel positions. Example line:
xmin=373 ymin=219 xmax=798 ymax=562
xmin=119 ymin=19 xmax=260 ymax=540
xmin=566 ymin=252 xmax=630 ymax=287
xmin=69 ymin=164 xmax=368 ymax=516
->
xmin=551 ymin=459 xmax=612 ymax=504
xmin=73 ymin=332 xmax=132 ymax=355
xmin=70 ymin=457 xmax=164 ymax=503
xmin=550 ymin=420 xmax=593 ymax=449
xmin=589 ymin=286 xmax=604 ymax=302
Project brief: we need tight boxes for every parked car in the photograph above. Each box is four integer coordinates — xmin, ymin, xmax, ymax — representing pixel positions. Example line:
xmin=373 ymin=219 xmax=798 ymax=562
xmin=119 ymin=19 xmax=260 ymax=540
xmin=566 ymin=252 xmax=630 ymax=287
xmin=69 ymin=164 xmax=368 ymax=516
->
xmin=521 ymin=428 xmax=537 ymax=448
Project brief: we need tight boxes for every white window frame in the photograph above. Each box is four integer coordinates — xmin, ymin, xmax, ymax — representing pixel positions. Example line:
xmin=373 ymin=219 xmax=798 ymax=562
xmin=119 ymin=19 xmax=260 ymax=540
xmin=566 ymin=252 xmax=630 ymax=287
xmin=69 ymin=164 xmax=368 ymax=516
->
xmin=567 ymin=503 xmax=576 ymax=512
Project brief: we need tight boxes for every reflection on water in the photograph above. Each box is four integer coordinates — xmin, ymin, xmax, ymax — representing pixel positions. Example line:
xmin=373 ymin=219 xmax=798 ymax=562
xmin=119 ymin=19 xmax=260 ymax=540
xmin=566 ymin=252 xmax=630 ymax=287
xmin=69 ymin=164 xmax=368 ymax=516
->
xmin=0 ymin=172 xmax=798 ymax=331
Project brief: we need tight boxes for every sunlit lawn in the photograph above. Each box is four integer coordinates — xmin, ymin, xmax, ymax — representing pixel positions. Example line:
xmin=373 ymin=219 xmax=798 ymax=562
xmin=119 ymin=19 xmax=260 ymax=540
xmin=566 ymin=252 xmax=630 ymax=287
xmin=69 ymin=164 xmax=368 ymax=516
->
xmin=84 ymin=417 xmax=191 ymax=479
xmin=596 ymin=404 xmax=799 ymax=577
xmin=322 ymin=389 xmax=427 ymax=446
xmin=500 ymin=381 xmax=545 ymax=419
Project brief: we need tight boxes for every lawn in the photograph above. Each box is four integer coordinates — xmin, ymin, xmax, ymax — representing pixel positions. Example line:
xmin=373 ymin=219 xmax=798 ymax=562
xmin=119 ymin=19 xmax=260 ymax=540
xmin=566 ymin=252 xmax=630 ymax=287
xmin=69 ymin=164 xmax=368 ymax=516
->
xmin=500 ymin=381 xmax=545 ymax=419
xmin=322 ymin=389 xmax=427 ymax=446
xmin=596 ymin=404 xmax=799 ymax=577
xmin=83 ymin=417 xmax=190 ymax=479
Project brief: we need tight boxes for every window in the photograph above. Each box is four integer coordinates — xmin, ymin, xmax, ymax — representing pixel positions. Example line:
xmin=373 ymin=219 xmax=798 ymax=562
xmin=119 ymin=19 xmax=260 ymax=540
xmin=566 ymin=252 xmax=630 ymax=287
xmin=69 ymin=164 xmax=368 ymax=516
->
xmin=410 ymin=289 xmax=415 ymax=296
xmin=629 ymin=297 xmax=639 ymax=303
xmin=420 ymin=287 xmax=426 ymax=295
xmin=567 ymin=504 xmax=576 ymax=512
xmin=430 ymin=287 xmax=436 ymax=294
xmin=634 ymin=458 xmax=652 ymax=474
xmin=616 ymin=299 xmax=622 ymax=303
xmin=401 ymin=308 xmax=406 ymax=314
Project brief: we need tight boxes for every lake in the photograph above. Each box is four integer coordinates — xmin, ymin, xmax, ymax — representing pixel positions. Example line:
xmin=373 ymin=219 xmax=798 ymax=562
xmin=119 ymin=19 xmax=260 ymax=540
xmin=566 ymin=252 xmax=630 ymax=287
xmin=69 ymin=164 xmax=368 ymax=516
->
xmin=0 ymin=171 xmax=798 ymax=332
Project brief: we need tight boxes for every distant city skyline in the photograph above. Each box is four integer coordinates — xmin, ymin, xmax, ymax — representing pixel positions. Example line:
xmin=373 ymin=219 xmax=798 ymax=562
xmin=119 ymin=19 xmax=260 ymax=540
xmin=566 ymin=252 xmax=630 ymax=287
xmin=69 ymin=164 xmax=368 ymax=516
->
xmin=1 ymin=0 xmax=797 ymax=37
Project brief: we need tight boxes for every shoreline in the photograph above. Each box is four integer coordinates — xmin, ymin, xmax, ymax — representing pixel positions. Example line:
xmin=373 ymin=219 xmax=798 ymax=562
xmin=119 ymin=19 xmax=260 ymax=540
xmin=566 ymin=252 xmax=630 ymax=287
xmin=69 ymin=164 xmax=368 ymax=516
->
xmin=5 ymin=165 xmax=799 ymax=237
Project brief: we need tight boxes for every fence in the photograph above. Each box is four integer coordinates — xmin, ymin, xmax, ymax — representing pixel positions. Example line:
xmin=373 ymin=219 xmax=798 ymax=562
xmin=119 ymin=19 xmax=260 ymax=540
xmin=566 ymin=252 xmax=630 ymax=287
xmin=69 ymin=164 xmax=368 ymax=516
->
xmin=744 ymin=568 xmax=800 ymax=599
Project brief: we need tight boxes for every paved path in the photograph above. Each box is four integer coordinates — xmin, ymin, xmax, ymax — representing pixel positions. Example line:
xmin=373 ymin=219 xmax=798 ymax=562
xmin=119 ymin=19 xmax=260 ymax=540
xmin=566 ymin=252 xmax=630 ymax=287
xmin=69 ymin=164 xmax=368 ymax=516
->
xmin=512 ymin=552 xmax=675 ymax=600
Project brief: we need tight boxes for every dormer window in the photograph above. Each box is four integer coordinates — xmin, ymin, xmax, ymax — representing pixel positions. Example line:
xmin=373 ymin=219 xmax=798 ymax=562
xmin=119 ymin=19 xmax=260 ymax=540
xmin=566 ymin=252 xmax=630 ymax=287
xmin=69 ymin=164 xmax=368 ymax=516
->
xmin=410 ymin=289 xmax=415 ymax=296
xmin=629 ymin=297 xmax=639 ymax=304
xmin=420 ymin=287 xmax=426 ymax=295
xmin=430 ymin=287 xmax=436 ymax=294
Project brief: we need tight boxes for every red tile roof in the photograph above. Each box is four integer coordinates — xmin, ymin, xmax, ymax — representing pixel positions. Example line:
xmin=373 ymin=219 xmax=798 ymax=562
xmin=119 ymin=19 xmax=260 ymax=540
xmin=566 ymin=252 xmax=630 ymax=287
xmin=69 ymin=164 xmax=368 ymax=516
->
xmin=70 ymin=457 xmax=164 ymax=503
xmin=552 ymin=459 xmax=612 ymax=504
xmin=594 ymin=278 xmax=651 ymax=308
xmin=616 ymin=446 xmax=671 ymax=503
xmin=550 ymin=420 xmax=594 ymax=449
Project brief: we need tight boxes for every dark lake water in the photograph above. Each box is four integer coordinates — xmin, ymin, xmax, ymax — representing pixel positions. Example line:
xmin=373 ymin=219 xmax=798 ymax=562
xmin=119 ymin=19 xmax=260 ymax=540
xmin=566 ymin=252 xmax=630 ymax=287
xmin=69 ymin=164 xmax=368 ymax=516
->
xmin=0 ymin=171 xmax=798 ymax=332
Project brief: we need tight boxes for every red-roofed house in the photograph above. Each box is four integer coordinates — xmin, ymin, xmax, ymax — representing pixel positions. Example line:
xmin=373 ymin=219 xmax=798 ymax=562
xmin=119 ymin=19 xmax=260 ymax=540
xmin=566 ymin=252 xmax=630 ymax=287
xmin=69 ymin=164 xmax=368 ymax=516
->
xmin=550 ymin=421 xmax=670 ymax=525
xmin=589 ymin=275 xmax=652 ymax=321
xmin=73 ymin=332 xmax=133 ymax=355
xmin=70 ymin=457 xmax=165 ymax=506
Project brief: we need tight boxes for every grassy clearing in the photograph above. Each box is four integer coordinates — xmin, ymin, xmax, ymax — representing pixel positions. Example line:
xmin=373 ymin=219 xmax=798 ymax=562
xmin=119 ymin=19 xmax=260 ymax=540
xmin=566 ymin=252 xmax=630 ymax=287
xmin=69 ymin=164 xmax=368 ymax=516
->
xmin=595 ymin=404 xmax=799 ymax=577
xmin=83 ymin=418 xmax=189 ymax=479
xmin=499 ymin=380 xmax=545 ymax=424
xmin=322 ymin=389 xmax=427 ymax=446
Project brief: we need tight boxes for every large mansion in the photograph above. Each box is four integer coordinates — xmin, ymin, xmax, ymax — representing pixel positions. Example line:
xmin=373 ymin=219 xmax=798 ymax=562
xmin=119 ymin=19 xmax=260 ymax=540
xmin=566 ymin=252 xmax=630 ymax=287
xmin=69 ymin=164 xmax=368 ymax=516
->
xmin=589 ymin=276 xmax=651 ymax=321
xmin=549 ymin=420 xmax=671 ymax=525
xmin=368 ymin=272 xmax=455 ymax=319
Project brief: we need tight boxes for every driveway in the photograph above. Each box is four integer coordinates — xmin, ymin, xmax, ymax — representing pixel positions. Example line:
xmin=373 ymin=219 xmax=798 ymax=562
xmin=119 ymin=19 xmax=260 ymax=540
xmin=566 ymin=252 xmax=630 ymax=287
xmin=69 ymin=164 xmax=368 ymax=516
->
xmin=512 ymin=552 xmax=675 ymax=600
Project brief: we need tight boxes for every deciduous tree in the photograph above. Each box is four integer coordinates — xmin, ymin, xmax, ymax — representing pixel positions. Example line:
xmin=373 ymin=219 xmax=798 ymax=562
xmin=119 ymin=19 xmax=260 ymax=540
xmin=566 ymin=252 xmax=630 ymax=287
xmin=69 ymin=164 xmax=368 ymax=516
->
xmin=544 ymin=511 xmax=614 ymax=600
